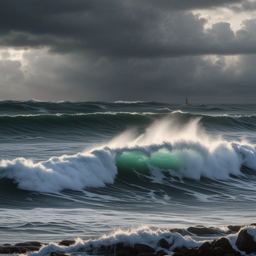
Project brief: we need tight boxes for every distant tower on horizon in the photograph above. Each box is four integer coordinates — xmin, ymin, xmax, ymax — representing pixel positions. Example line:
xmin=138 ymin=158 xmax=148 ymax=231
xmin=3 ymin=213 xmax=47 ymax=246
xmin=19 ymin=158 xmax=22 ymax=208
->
xmin=185 ymin=97 xmax=188 ymax=104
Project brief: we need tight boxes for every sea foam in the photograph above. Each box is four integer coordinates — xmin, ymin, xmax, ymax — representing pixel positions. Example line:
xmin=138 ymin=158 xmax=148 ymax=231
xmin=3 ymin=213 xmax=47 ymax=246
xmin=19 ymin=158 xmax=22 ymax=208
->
xmin=1 ymin=117 xmax=256 ymax=193
xmin=0 ymin=149 xmax=117 ymax=192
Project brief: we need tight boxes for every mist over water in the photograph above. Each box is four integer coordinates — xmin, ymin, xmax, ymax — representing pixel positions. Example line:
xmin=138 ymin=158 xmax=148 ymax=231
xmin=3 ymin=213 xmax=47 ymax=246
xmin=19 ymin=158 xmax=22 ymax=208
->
xmin=1 ymin=101 xmax=256 ymax=248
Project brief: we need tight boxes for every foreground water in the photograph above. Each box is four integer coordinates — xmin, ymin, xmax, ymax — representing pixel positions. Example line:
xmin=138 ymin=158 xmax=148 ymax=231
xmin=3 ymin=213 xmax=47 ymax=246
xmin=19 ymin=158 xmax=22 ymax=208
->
xmin=0 ymin=101 xmax=256 ymax=250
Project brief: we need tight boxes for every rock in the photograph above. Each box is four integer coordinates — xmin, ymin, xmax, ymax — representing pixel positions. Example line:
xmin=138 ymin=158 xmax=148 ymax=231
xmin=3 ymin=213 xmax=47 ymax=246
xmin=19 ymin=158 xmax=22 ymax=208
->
xmin=182 ymin=248 xmax=197 ymax=255
xmin=134 ymin=244 xmax=155 ymax=254
xmin=3 ymin=244 xmax=11 ymax=246
xmin=155 ymin=249 xmax=168 ymax=256
xmin=213 ymin=248 xmax=225 ymax=256
xmin=0 ymin=246 xmax=39 ymax=254
xmin=212 ymin=237 xmax=233 ymax=251
xmin=172 ymin=248 xmax=197 ymax=255
xmin=170 ymin=228 xmax=183 ymax=235
xmin=100 ymin=245 xmax=113 ymax=253
xmin=15 ymin=241 xmax=43 ymax=247
xmin=187 ymin=226 xmax=217 ymax=235
xmin=156 ymin=251 xmax=168 ymax=256
xmin=137 ymin=253 xmax=155 ymax=256
xmin=198 ymin=242 xmax=212 ymax=250
xmin=15 ymin=243 xmax=31 ymax=247
xmin=94 ymin=249 xmax=109 ymax=255
xmin=157 ymin=238 xmax=169 ymax=249
xmin=227 ymin=226 xmax=242 ymax=233
xmin=26 ymin=241 xmax=43 ymax=247
xmin=197 ymin=246 xmax=213 ymax=256
xmin=236 ymin=229 xmax=256 ymax=254
xmin=115 ymin=243 xmax=136 ymax=256
xmin=50 ymin=252 xmax=68 ymax=256
xmin=58 ymin=240 xmax=75 ymax=246
xmin=172 ymin=246 xmax=187 ymax=253
xmin=155 ymin=250 xmax=165 ymax=256
xmin=117 ymin=250 xmax=132 ymax=256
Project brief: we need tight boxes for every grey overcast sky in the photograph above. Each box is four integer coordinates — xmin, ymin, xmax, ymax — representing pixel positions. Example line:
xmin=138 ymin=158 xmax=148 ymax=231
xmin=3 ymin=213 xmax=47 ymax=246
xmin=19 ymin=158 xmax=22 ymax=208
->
xmin=0 ymin=0 xmax=256 ymax=103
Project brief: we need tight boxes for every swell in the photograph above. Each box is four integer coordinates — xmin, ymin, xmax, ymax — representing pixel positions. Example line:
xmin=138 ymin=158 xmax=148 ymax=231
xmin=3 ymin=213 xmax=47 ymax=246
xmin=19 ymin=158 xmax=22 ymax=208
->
xmin=1 ymin=112 xmax=256 ymax=133
xmin=1 ymin=118 xmax=256 ymax=195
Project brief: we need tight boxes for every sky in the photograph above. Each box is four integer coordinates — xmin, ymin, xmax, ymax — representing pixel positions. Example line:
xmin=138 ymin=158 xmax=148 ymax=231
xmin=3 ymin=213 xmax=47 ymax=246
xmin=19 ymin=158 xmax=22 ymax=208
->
xmin=0 ymin=0 xmax=256 ymax=103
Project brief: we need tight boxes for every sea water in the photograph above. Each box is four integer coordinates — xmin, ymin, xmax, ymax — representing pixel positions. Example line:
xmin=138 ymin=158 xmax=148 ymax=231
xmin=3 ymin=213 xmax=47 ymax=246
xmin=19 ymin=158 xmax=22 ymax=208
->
xmin=0 ymin=101 xmax=256 ymax=253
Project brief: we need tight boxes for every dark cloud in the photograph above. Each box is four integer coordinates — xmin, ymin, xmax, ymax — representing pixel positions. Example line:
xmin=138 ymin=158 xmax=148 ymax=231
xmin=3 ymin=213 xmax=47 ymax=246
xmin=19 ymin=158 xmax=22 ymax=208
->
xmin=0 ymin=48 xmax=255 ymax=103
xmin=0 ymin=0 xmax=256 ymax=103
xmin=0 ymin=0 xmax=256 ymax=57
xmin=144 ymin=0 xmax=242 ymax=10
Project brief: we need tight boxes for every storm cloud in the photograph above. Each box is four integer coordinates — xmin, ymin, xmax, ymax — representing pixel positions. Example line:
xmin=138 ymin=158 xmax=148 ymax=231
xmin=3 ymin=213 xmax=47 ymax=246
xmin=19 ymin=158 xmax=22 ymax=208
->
xmin=0 ymin=0 xmax=256 ymax=102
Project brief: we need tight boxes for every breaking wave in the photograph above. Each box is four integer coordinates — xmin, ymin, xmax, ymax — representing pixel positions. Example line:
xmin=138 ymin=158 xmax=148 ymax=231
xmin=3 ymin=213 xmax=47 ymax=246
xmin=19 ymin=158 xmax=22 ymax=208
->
xmin=1 ymin=117 xmax=256 ymax=193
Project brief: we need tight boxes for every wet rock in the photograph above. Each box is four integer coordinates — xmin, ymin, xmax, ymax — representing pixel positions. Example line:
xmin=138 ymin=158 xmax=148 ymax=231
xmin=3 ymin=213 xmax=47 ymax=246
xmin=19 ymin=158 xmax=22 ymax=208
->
xmin=100 ymin=245 xmax=112 ymax=253
xmin=156 ymin=251 xmax=168 ymax=256
xmin=172 ymin=248 xmax=197 ymax=255
xmin=117 ymin=250 xmax=133 ymax=256
xmin=94 ymin=249 xmax=109 ymax=255
xmin=157 ymin=238 xmax=169 ymax=249
xmin=236 ymin=229 xmax=256 ymax=254
xmin=50 ymin=252 xmax=68 ymax=256
xmin=58 ymin=240 xmax=75 ymax=246
xmin=155 ymin=249 xmax=164 ymax=256
xmin=0 ymin=246 xmax=39 ymax=254
xmin=172 ymin=246 xmax=187 ymax=253
xmin=183 ymin=248 xmax=197 ymax=255
xmin=15 ymin=241 xmax=43 ymax=247
xmin=187 ymin=226 xmax=218 ymax=235
xmin=137 ymin=253 xmax=155 ymax=256
xmin=213 ymin=248 xmax=225 ymax=256
xmin=198 ymin=242 xmax=212 ymax=250
xmin=227 ymin=226 xmax=242 ymax=233
xmin=134 ymin=244 xmax=155 ymax=254
xmin=15 ymin=243 xmax=31 ymax=247
xmin=170 ymin=228 xmax=183 ymax=235
xmin=115 ymin=243 xmax=136 ymax=256
xmin=197 ymin=246 xmax=213 ymax=256
xmin=212 ymin=237 xmax=233 ymax=251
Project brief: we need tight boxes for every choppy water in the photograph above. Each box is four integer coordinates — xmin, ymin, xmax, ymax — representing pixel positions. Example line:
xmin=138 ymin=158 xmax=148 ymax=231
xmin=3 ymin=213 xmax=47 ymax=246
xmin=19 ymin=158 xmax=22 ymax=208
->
xmin=1 ymin=100 xmax=256 ymax=251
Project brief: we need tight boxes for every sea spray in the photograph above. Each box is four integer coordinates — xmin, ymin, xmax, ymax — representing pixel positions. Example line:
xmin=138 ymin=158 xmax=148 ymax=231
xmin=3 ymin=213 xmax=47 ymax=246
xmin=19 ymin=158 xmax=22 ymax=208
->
xmin=0 ymin=149 xmax=117 ymax=192
xmin=1 ymin=116 xmax=256 ymax=193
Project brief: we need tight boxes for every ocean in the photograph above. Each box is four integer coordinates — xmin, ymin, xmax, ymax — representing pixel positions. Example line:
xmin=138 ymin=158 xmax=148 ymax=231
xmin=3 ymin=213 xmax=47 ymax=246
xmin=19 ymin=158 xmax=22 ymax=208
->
xmin=1 ymin=100 xmax=256 ymax=254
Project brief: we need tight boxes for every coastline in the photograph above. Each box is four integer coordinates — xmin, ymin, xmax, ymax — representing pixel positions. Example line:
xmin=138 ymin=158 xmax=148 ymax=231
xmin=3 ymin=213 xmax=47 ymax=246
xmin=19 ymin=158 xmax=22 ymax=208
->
xmin=1 ymin=223 xmax=256 ymax=256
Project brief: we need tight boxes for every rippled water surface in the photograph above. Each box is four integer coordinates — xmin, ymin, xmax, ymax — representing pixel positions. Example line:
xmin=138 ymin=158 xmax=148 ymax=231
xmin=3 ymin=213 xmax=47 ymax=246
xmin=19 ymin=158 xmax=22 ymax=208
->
xmin=1 ymin=100 xmax=256 ymax=245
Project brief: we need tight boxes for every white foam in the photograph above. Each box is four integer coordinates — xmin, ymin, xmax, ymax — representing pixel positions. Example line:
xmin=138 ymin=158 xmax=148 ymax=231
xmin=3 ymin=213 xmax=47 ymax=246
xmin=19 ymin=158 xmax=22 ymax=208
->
xmin=22 ymin=99 xmax=43 ymax=103
xmin=113 ymin=101 xmax=151 ymax=104
xmin=28 ymin=226 xmax=202 ymax=256
xmin=1 ymin=116 xmax=256 ymax=193
xmin=107 ymin=117 xmax=256 ymax=180
xmin=244 ymin=226 xmax=256 ymax=241
xmin=0 ymin=148 xmax=117 ymax=193
xmin=0 ymin=112 xmax=156 ymax=118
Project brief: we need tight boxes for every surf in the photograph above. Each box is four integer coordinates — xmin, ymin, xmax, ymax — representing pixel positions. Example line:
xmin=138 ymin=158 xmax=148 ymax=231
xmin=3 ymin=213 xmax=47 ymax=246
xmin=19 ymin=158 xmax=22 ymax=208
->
xmin=1 ymin=116 xmax=256 ymax=194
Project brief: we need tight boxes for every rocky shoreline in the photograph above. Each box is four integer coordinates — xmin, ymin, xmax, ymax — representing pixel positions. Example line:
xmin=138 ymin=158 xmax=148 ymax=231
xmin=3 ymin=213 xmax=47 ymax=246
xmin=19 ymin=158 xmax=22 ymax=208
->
xmin=1 ymin=224 xmax=256 ymax=255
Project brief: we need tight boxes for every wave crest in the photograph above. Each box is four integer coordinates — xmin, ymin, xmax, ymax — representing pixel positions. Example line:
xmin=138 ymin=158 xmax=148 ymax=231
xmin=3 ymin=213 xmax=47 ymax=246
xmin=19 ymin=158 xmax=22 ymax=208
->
xmin=0 ymin=149 xmax=117 ymax=192
xmin=1 ymin=117 xmax=256 ymax=193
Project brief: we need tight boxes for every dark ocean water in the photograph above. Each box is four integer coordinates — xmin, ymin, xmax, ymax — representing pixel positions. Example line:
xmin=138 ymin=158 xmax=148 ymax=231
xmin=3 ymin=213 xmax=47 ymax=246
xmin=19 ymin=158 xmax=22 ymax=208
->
xmin=1 ymin=100 xmax=256 ymax=254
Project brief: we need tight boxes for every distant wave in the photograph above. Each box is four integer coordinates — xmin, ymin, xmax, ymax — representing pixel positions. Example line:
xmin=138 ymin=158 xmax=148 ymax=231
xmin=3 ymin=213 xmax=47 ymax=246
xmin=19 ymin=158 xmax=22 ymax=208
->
xmin=113 ymin=101 xmax=153 ymax=104
xmin=22 ymin=99 xmax=43 ymax=103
